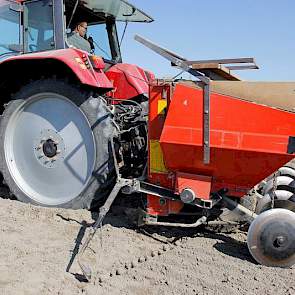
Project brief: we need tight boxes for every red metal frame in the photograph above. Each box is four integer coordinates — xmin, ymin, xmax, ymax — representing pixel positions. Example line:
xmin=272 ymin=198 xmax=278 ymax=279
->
xmin=147 ymin=81 xmax=295 ymax=217
xmin=175 ymin=172 xmax=212 ymax=200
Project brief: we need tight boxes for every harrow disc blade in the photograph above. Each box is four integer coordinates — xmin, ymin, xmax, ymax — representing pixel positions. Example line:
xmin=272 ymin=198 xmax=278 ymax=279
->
xmin=247 ymin=208 xmax=295 ymax=268
xmin=256 ymin=190 xmax=295 ymax=213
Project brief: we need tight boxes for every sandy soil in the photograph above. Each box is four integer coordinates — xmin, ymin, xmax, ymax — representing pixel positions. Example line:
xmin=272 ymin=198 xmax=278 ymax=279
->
xmin=0 ymin=198 xmax=294 ymax=295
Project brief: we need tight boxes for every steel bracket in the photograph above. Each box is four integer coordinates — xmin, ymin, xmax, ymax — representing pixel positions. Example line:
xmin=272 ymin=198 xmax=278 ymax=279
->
xmin=135 ymin=35 xmax=211 ymax=164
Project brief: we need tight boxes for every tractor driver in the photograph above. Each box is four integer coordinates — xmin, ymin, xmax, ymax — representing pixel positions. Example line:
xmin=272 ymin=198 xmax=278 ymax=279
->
xmin=67 ymin=21 xmax=91 ymax=53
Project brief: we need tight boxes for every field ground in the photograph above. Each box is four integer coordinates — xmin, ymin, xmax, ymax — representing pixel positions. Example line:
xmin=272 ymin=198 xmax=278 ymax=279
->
xmin=0 ymin=198 xmax=294 ymax=295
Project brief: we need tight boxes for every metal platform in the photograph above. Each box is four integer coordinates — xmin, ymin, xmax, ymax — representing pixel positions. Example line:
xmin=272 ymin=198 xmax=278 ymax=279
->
xmin=186 ymin=57 xmax=259 ymax=81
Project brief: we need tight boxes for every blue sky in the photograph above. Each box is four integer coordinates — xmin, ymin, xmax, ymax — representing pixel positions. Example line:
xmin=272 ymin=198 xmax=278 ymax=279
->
xmin=118 ymin=0 xmax=295 ymax=81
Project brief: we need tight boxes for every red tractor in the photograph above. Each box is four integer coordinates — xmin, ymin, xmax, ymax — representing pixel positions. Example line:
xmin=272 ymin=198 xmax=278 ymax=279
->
xmin=0 ymin=0 xmax=294 ymax=273
xmin=0 ymin=0 xmax=153 ymax=208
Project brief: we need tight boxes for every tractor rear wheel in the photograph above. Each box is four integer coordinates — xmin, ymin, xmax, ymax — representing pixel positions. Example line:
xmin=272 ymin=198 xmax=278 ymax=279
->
xmin=0 ymin=79 xmax=115 ymax=209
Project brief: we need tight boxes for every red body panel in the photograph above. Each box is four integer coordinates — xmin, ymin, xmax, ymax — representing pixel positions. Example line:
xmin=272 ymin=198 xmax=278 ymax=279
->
xmin=106 ymin=63 xmax=154 ymax=100
xmin=148 ymin=82 xmax=295 ymax=217
xmin=160 ymin=83 xmax=295 ymax=194
xmin=175 ymin=173 xmax=212 ymax=200
xmin=1 ymin=49 xmax=113 ymax=91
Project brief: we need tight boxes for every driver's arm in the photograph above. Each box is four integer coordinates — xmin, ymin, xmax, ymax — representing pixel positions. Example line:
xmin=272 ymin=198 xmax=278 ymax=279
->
xmin=67 ymin=33 xmax=91 ymax=53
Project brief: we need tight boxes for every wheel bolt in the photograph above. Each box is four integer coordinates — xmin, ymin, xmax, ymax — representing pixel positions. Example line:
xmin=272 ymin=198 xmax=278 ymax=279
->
xmin=275 ymin=236 xmax=285 ymax=247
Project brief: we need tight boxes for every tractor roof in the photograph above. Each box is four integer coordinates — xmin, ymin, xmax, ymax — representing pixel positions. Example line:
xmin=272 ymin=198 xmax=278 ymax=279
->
xmin=84 ymin=0 xmax=154 ymax=23
xmin=14 ymin=0 xmax=154 ymax=23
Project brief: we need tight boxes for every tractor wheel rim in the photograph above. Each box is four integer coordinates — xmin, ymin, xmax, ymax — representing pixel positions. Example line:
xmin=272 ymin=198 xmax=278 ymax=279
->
xmin=4 ymin=93 xmax=96 ymax=205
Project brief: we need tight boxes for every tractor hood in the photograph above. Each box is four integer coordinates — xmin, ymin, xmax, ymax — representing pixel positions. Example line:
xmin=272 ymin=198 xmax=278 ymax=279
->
xmin=84 ymin=0 xmax=153 ymax=23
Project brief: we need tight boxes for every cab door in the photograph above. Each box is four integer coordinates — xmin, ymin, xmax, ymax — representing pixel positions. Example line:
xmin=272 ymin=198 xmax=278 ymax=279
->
xmin=0 ymin=0 xmax=22 ymax=60
xmin=23 ymin=0 xmax=55 ymax=53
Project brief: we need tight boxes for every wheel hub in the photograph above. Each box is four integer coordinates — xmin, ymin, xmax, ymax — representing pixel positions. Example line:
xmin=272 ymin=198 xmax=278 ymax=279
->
xmin=42 ymin=139 xmax=57 ymax=158
xmin=34 ymin=129 xmax=66 ymax=169
xmin=33 ymin=129 xmax=66 ymax=168
xmin=274 ymin=236 xmax=286 ymax=248
xmin=259 ymin=222 xmax=294 ymax=260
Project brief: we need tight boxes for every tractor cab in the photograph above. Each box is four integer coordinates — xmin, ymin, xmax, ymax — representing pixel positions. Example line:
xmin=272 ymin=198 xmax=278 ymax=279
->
xmin=0 ymin=0 xmax=153 ymax=62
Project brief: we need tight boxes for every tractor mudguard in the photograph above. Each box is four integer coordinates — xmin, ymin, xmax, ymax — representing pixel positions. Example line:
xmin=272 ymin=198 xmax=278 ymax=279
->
xmin=0 ymin=48 xmax=113 ymax=92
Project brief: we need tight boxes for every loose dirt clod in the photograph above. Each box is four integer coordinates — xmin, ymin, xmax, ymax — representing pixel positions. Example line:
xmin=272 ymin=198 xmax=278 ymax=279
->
xmin=138 ymin=257 xmax=145 ymax=263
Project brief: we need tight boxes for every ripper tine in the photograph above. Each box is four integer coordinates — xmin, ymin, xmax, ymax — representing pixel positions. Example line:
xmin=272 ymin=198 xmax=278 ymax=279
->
xmin=77 ymin=178 xmax=134 ymax=282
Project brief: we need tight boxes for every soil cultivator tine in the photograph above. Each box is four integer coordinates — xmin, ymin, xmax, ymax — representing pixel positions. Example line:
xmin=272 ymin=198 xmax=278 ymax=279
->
xmin=77 ymin=178 xmax=133 ymax=281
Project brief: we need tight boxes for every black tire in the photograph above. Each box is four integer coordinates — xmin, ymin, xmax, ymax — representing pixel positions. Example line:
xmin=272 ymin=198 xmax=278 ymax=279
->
xmin=0 ymin=79 xmax=115 ymax=209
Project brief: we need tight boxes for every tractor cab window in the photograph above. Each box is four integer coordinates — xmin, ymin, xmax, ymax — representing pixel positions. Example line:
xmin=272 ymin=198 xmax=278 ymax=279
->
xmin=0 ymin=0 xmax=21 ymax=58
xmin=23 ymin=0 xmax=55 ymax=52
xmin=87 ymin=23 xmax=112 ymax=60
xmin=65 ymin=0 xmax=121 ymax=62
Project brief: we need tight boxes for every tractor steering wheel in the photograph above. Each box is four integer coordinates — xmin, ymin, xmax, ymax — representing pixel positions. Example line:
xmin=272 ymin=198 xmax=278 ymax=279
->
xmin=29 ymin=44 xmax=38 ymax=52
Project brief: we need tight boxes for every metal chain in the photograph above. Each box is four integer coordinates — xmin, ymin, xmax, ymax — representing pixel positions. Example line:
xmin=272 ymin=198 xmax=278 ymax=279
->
xmin=271 ymin=172 xmax=278 ymax=209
